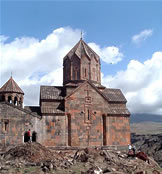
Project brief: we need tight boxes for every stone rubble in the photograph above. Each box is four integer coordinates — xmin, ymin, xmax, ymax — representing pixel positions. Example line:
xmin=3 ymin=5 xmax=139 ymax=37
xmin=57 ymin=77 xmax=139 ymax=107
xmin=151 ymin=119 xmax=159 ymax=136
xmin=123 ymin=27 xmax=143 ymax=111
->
xmin=0 ymin=142 xmax=161 ymax=174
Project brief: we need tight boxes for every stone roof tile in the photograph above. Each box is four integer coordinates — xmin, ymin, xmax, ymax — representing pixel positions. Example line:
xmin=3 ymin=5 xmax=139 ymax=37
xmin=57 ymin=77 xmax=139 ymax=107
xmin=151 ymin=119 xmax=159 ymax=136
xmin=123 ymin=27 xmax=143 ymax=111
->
xmin=102 ymin=88 xmax=127 ymax=103
xmin=63 ymin=39 xmax=100 ymax=62
xmin=40 ymin=86 xmax=64 ymax=100
xmin=0 ymin=77 xmax=24 ymax=94
xmin=107 ymin=107 xmax=130 ymax=115
xmin=41 ymin=107 xmax=65 ymax=114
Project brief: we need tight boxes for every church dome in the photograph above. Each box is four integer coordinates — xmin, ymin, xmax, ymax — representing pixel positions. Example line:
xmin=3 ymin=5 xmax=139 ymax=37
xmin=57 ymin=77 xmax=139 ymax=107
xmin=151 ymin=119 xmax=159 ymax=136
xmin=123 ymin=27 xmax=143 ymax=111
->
xmin=63 ymin=39 xmax=101 ymax=85
xmin=0 ymin=76 xmax=24 ymax=94
xmin=0 ymin=77 xmax=24 ymax=107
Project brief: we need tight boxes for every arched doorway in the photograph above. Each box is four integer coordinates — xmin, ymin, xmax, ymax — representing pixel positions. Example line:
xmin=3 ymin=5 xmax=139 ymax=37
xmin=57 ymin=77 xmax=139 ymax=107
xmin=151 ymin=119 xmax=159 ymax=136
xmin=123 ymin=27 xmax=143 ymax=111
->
xmin=32 ymin=131 xmax=37 ymax=142
xmin=8 ymin=96 xmax=12 ymax=103
xmin=24 ymin=131 xmax=29 ymax=142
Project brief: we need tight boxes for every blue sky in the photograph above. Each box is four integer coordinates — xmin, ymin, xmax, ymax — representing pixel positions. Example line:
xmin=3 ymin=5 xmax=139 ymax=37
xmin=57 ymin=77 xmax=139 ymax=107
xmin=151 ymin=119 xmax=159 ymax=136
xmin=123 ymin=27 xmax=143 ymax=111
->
xmin=1 ymin=1 xmax=162 ymax=114
xmin=1 ymin=1 xmax=162 ymax=74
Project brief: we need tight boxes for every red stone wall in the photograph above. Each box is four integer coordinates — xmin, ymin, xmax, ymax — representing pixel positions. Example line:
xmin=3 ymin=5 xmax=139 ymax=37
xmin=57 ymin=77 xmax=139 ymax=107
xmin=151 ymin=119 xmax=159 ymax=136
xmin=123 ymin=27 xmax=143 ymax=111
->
xmin=63 ymin=52 xmax=101 ymax=85
xmin=107 ymin=116 xmax=130 ymax=146
xmin=0 ymin=103 xmax=38 ymax=147
xmin=65 ymin=82 xmax=108 ymax=147
xmin=40 ymin=116 xmax=66 ymax=146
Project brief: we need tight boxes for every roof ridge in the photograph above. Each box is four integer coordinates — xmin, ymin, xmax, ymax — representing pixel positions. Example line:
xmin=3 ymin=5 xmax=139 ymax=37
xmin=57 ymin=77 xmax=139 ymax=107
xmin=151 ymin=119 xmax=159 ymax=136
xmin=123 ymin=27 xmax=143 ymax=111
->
xmin=63 ymin=39 xmax=100 ymax=61
xmin=81 ymin=39 xmax=100 ymax=58
xmin=0 ymin=101 xmax=41 ymax=119
xmin=63 ymin=39 xmax=81 ymax=61
xmin=65 ymin=80 xmax=108 ymax=103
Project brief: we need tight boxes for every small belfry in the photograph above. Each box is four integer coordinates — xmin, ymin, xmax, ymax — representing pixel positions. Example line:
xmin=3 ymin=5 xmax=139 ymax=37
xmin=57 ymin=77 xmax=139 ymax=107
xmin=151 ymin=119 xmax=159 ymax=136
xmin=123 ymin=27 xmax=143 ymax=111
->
xmin=0 ymin=76 xmax=24 ymax=107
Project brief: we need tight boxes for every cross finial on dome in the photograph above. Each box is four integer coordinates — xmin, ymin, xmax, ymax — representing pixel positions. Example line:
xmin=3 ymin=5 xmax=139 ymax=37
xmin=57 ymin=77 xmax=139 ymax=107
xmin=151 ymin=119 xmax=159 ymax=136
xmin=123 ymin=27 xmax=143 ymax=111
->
xmin=80 ymin=31 xmax=83 ymax=40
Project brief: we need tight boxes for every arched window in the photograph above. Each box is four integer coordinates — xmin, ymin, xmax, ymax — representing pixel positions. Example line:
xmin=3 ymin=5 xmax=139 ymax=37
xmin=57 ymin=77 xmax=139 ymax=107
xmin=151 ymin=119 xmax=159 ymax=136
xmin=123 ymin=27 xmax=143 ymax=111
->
xmin=8 ymin=96 xmax=12 ymax=103
xmin=85 ymin=68 xmax=87 ymax=77
xmin=102 ymin=115 xmax=107 ymax=145
xmin=1 ymin=95 xmax=5 ymax=102
xmin=84 ymin=106 xmax=91 ymax=123
xmin=14 ymin=97 xmax=18 ymax=106
xmin=73 ymin=67 xmax=78 ymax=80
xmin=67 ymin=114 xmax=71 ymax=146
xmin=2 ymin=119 xmax=9 ymax=133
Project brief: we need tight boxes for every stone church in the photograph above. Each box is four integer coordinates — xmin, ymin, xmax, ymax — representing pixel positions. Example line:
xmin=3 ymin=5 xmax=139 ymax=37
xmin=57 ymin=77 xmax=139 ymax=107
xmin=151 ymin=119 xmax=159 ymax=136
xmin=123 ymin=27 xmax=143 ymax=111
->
xmin=0 ymin=38 xmax=130 ymax=148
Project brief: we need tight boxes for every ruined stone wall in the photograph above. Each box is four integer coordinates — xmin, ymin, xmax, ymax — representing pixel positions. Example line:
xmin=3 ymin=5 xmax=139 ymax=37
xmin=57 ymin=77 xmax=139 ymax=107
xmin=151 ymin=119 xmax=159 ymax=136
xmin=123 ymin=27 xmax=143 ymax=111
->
xmin=65 ymin=82 xmax=108 ymax=147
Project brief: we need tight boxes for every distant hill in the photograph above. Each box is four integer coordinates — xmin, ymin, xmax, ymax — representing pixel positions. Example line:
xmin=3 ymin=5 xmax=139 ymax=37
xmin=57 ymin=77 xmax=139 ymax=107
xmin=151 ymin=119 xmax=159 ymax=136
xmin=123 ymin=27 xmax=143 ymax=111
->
xmin=130 ymin=113 xmax=162 ymax=123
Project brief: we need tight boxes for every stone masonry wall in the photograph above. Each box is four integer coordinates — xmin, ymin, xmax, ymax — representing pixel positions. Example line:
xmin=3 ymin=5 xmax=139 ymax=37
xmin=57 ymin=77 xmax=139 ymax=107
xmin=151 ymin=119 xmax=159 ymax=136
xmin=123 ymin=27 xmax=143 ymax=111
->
xmin=40 ymin=115 xmax=66 ymax=147
xmin=65 ymin=82 xmax=108 ymax=147
xmin=106 ymin=116 xmax=130 ymax=146
xmin=0 ymin=103 xmax=39 ymax=147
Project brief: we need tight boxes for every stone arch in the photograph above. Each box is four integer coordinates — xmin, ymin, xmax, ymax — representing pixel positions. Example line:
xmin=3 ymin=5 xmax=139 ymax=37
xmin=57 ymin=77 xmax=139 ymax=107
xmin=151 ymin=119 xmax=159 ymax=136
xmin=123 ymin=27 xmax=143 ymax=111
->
xmin=19 ymin=97 xmax=22 ymax=107
xmin=0 ymin=95 xmax=5 ymax=102
xmin=32 ymin=131 xmax=37 ymax=142
xmin=24 ymin=131 xmax=29 ymax=143
xmin=8 ymin=96 xmax=12 ymax=103
xmin=14 ymin=96 xmax=18 ymax=106
xmin=102 ymin=114 xmax=107 ymax=146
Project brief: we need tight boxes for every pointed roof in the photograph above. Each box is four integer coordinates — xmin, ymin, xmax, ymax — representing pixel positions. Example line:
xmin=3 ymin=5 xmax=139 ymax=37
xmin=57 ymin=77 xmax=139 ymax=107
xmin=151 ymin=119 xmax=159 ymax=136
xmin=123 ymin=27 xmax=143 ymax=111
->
xmin=0 ymin=77 xmax=24 ymax=94
xmin=63 ymin=39 xmax=100 ymax=62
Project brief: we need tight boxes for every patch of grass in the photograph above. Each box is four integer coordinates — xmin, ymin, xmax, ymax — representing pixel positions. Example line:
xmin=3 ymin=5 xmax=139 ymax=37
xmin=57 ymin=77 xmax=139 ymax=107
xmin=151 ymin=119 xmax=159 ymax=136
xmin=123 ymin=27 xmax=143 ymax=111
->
xmin=131 ymin=122 xmax=162 ymax=134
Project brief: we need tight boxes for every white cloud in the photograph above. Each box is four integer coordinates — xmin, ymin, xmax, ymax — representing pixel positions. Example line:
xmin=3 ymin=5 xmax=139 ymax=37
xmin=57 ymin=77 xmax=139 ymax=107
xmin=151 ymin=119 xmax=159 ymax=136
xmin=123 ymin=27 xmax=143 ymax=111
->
xmin=102 ymin=51 xmax=162 ymax=114
xmin=0 ymin=36 xmax=9 ymax=43
xmin=88 ymin=43 xmax=123 ymax=64
xmin=0 ymin=27 xmax=122 ymax=106
xmin=0 ymin=27 xmax=80 ymax=105
xmin=132 ymin=29 xmax=153 ymax=44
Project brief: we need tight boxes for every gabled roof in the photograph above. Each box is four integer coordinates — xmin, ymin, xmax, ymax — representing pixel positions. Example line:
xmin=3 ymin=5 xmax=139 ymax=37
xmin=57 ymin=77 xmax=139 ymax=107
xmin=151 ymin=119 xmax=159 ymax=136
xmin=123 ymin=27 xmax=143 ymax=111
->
xmin=65 ymin=80 xmax=108 ymax=102
xmin=102 ymin=88 xmax=127 ymax=103
xmin=40 ymin=86 xmax=64 ymax=100
xmin=65 ymin=80 xmax=127 ymax=104
xmin=0 ymin=77 xmax=24 ymax=94
xmin=63 ymin=39 xmax=100 ymax=62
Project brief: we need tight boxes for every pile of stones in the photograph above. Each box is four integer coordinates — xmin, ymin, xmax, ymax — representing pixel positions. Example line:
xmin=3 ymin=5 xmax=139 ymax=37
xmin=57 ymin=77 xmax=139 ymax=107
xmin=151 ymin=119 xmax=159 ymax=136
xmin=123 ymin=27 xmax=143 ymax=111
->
xmin=0 ymin=142 xmax=161 ymax=174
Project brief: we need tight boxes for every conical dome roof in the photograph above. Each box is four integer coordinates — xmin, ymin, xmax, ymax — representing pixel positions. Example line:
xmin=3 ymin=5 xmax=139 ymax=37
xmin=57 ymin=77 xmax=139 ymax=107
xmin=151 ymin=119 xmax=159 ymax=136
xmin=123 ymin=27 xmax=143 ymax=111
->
xmin=63 ymin=39 xmax=100 ymax=62
xmin=0 ymin=77 xmax=24 ymax=94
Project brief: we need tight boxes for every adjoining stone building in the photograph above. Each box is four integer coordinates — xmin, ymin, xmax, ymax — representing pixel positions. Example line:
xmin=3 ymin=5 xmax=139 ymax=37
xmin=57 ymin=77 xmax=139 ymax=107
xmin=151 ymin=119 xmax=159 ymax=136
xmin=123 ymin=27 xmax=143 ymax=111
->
xmin=0 ymin=38 xmax=130 ymax=148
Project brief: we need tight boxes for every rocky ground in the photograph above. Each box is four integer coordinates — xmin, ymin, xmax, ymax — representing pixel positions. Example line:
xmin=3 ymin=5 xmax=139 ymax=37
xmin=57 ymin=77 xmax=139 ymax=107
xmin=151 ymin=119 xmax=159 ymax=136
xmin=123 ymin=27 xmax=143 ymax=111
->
xmin=0 ymin=142 xmax=162 ymax=174
xmin=131 ymin=133 xmax=162 ymax=168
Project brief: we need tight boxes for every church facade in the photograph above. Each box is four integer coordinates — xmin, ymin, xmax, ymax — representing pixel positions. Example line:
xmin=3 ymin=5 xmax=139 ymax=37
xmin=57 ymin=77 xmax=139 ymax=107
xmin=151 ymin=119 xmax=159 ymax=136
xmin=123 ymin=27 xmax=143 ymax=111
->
xmin=0 ymin=39 xmax=130 ymax=148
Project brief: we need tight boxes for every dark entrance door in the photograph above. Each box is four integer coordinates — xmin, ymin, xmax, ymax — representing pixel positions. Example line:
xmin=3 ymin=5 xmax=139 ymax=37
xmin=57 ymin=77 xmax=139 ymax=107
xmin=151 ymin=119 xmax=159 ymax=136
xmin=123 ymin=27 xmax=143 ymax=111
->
xmin=32 ymin=131 xmax=37 ymax=142
xmin=24 ymin=131 xmax=29 ymax=142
